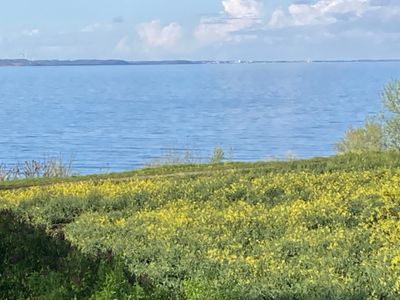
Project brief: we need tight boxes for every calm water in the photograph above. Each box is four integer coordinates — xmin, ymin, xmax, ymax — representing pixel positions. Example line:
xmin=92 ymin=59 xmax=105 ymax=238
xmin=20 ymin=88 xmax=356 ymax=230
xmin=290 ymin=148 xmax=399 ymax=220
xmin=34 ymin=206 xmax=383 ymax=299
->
xmin=1 ymin=62 xmax=400 ymax=174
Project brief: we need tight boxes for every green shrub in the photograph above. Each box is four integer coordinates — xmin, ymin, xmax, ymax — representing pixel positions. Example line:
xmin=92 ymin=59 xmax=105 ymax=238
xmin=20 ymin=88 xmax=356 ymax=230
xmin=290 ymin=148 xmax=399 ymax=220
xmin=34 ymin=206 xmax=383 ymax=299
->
xmin=382 ymin=80 xmax=400 ymax=149
xmin=335 ymin=118 xmax=384 ymax=154
xmin=336 ymin=80 xmax=400 ymax=154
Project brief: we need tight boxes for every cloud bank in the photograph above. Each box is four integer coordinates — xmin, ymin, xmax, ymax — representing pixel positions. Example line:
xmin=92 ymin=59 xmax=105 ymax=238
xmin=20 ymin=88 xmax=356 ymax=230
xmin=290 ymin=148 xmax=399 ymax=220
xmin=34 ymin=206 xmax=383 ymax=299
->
xmin=3 ymin=0 xmax=400 ymax=60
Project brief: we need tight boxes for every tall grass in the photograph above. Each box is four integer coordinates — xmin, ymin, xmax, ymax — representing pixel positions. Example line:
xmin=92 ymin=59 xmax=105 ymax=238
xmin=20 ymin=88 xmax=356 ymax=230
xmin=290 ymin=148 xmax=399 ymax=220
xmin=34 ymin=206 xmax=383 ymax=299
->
xmin=145 ymin=146 xmax=230 ymax=168
xmin=0 ymin=157 xmax=73 ymax=181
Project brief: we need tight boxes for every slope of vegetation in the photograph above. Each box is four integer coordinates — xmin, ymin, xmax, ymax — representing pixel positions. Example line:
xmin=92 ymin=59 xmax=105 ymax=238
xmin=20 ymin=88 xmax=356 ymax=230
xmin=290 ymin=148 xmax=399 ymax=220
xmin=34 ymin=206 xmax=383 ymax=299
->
xmin=2 ymin=152 xmax=400 ymax=299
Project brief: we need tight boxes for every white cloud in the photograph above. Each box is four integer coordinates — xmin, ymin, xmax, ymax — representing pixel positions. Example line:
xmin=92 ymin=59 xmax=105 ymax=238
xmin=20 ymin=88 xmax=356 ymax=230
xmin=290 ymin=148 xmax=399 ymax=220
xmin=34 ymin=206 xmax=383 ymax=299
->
xmin=269 ymin=0 xmax=372 ymax=27
xmin=258 ymin=0 xmax=400 ymax=60
xmin=222 ymin=0 xmax=263 ymax=18
xmin=22 ymin=29 xmax=40 ymax=36
xmin=269 ymin=9 xmax=289 ymax=28
xmin=137 ymin=20 xmax=182 ymax=48
xmin=194 ymin=0 xmax=263 ymax=43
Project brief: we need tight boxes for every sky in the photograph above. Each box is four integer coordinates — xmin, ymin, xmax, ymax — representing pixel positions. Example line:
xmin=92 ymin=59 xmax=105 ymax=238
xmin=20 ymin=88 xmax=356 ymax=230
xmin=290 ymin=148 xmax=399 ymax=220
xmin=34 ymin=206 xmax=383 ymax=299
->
xmin=0 ymin=0 xmax=399 ymax=60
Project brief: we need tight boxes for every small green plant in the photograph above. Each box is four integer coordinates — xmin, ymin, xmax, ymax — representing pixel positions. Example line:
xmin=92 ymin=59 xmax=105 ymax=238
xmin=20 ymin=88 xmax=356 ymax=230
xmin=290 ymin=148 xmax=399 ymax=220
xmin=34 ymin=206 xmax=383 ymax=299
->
xmin=209 ymin=146 xmax=225 ymax=164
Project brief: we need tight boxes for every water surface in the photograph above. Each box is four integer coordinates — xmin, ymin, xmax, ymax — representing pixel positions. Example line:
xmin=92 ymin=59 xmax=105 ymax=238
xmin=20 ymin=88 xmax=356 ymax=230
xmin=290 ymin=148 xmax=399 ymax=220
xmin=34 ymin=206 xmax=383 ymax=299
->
xmin=0 ymin=62 xmax=399 ymax=173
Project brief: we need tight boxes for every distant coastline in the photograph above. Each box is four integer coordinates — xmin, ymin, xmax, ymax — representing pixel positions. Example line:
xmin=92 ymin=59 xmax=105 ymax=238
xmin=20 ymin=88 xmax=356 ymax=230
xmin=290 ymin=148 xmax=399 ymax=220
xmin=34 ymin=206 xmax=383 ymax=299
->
xmin=1 ymin=58 xmax=400 ymax=67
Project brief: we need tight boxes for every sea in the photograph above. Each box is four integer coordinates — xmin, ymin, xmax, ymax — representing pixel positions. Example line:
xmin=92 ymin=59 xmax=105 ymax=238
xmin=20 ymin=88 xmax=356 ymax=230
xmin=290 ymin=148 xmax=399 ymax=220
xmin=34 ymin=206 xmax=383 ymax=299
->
xmin=1 ymin=62 xmax=399 ymax=174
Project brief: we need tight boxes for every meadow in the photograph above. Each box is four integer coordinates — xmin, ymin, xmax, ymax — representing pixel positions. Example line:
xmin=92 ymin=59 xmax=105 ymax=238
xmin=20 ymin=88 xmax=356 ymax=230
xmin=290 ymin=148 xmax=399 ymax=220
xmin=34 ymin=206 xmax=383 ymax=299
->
xmin=2 ymin=152 xmax=400 ymax=299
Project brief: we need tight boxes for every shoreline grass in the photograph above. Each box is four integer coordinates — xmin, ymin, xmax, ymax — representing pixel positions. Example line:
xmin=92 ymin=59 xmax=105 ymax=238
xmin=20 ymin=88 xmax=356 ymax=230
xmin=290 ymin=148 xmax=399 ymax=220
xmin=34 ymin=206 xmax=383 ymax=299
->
xmin=1 ymin=151 xmax=400 ymax=191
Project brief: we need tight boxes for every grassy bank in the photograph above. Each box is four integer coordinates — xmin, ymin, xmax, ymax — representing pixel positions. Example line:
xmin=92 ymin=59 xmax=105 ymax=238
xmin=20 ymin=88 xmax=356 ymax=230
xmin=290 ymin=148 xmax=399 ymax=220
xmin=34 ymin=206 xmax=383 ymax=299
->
xmin=2 ymin=151 xmax=400 ymax=190
xmin=2 ymin=152 xmax=400 ymax=299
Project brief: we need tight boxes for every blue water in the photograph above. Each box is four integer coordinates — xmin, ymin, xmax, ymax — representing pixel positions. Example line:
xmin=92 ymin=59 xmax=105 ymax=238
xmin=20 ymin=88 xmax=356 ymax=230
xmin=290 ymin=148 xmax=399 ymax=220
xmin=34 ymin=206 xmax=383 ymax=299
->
xmin=0 ymin=62 xmax=399 ymax=174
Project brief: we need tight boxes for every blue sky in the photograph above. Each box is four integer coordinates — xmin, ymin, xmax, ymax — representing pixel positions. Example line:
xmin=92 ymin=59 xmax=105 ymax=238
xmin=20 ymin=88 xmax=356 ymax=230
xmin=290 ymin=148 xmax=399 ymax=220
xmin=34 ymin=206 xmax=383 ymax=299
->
xmin=0 ymin=0 xmax=399 ymax=60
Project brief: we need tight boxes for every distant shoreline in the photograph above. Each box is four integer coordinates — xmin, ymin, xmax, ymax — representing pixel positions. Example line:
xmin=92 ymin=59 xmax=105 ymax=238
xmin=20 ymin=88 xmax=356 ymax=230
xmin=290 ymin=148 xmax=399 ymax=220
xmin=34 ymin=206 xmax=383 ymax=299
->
xmin=1 ymin=59 xmax=400 ymax=67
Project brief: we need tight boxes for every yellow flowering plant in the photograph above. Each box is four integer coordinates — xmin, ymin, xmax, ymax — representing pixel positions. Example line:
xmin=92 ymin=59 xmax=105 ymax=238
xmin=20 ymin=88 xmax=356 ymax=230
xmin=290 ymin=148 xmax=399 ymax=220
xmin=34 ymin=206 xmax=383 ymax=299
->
xmin=2 ymin=153 xmax=400 ymax=298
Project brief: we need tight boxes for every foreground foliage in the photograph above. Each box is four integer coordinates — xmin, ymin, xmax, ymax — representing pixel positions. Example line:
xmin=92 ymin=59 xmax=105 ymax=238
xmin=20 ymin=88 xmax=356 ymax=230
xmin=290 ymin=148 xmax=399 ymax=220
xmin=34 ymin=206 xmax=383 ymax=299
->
xmin=2 ymin=152 xmax=400 ymax=299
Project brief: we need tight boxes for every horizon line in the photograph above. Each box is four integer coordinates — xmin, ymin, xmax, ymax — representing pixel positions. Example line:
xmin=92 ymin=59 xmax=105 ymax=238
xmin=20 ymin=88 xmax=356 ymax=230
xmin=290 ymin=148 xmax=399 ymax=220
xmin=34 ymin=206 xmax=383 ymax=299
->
xmin=1 ymin=58 xmax=400 ymax=67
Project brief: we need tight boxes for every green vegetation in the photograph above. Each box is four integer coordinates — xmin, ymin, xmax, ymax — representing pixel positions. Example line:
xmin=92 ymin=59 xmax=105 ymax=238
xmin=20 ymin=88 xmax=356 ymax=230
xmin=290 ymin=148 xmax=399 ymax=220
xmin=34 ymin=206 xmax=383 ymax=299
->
xmin=2 ymin=151 xmax=400 ymax=191
xmin=2 ymin=152 xmax=400 ymax=299
xmin=335 ymin=118 xmax=384 ymax=153
xmin=336 ymin=80 xmax=400 ymax=153
xmin=382 ymin=80 xmax=400 ymax=149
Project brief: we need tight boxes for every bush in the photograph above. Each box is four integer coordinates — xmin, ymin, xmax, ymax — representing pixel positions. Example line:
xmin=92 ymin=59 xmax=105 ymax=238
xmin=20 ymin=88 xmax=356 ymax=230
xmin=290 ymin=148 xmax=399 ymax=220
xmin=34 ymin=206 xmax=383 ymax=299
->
xmin=336 ymin=80 xmax=400 ymax=154
xmin=335 ymin=118 xmax=384 ymax=154
xmin=382 ymin=80 xmax=400 ymax=149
